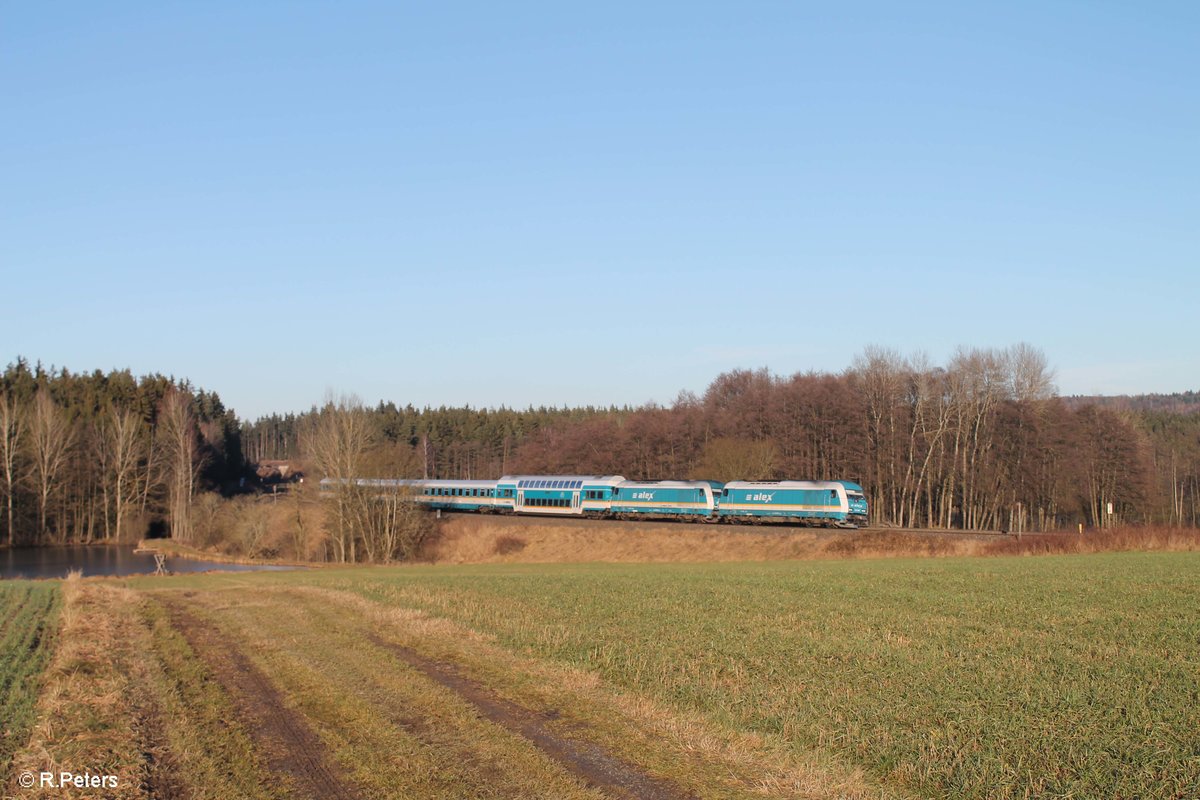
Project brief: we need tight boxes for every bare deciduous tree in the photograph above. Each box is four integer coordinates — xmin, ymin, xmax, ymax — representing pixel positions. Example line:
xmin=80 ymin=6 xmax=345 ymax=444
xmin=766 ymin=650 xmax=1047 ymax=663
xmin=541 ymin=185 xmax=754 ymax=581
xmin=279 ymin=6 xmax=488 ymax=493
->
xmin=28 ymin=391 xmax=75 ymax=541
xmin=1007 ymin=342 xmax=1057 ymax=403
xmin=354 ymin=482 xmax=431 ymax=563
xmin=158 ymin=389 xmax=204 ymax=543
xmin=303 ymin=394 xmax=374 ymax=563
xmin=0 ymin=392 xmax=25 ymax=545
xmin=691 ymin=437 xmax=777 ymax=482
xmin=97 ymin=404 xmax=147 ymax=542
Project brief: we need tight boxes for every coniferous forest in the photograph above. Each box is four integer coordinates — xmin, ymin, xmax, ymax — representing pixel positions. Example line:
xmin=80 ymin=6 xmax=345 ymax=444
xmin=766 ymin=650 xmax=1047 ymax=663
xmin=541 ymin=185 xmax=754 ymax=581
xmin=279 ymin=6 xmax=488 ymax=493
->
xmin=3 ymin=344 xmax=1199 ymax=552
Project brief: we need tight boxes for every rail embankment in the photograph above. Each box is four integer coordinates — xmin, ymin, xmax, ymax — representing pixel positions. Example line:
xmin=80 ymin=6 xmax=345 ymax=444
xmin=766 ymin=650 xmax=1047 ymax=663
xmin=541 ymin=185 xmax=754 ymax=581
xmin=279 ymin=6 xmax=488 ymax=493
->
xmin=418 ymin=515 xmax=1200 ymax=564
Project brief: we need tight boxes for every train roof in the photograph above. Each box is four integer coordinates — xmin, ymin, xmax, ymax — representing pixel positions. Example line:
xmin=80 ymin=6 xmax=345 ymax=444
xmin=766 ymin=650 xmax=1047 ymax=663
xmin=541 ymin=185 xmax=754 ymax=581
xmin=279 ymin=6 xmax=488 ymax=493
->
xmin=724 ymin=480 xmax=849 ymax=490
xmin=319 ymin=477 xmax=498 ymax=488
xmin=617 ymin=480 xmax=716 ymax=488
xmin=499 ymin=475 xmax=626 ymax=485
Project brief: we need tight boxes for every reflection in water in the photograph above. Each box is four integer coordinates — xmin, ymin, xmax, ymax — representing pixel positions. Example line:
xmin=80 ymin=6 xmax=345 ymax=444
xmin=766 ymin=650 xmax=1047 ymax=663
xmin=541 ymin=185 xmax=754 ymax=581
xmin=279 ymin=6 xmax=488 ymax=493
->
xmin=0 ymin=545 xmax=297 ymax=580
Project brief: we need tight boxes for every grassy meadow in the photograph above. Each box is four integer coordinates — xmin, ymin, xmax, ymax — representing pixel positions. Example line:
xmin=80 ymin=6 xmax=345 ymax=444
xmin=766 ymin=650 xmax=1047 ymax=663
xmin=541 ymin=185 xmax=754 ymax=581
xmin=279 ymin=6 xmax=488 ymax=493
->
xmin=3 ymin=551 xmax=1199 ymax=798
xmin=0 ymin=583 xmax=59 ymax=778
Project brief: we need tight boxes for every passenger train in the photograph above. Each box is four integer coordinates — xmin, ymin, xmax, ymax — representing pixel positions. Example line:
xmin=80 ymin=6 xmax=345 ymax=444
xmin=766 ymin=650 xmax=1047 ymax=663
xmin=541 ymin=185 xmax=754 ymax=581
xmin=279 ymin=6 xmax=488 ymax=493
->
xmin=320 ymin=475 xmax=869 ymax=528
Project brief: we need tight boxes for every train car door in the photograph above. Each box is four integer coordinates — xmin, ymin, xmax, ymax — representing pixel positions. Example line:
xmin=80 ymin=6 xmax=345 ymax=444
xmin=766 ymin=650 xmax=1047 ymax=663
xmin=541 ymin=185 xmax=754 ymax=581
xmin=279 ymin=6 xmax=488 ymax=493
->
xmin=516 ymin=490 xmax=524 ymax=510
xmin=572 ymin=491 xmax=580 ymax=512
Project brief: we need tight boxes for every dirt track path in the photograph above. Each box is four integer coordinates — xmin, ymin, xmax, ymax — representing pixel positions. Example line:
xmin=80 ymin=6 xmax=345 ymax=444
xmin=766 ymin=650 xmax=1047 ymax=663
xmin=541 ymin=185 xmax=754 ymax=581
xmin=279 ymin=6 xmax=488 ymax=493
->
xmin=162 ymin=600 xmax=361 ymax=800
xmin=369 ymin=633 xmax=697 ymax=800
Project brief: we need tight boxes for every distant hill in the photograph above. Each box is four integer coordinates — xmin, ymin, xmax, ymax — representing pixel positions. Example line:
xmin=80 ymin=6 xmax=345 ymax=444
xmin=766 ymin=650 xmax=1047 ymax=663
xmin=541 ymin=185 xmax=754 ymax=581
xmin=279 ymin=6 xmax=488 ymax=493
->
xmin=1061 ymin=391 xmax=1200 ymax=414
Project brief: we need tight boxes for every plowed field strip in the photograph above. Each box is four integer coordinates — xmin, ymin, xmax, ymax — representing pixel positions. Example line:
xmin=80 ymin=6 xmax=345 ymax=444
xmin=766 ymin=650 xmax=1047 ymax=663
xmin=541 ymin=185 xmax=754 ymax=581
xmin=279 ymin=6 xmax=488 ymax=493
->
xmin=368 ymin=632 xmax=696 ymax=800
xmin=161 ymin=600 xmax=360 ymax=800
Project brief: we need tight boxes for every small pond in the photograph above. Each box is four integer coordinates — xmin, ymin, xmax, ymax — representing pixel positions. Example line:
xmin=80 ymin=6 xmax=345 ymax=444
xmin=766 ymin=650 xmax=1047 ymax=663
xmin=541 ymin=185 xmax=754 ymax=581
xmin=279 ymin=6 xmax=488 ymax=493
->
xmin=0 ymin=545 xmax=298 ymax=580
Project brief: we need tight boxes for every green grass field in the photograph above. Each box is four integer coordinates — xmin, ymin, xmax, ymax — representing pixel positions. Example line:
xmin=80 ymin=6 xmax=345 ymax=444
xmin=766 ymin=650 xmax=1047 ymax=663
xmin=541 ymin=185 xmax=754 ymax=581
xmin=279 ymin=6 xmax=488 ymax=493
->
xmin=322 ymin=553 xmax=1200 ymax=798
xmin=5 ymin=552 xmax=1199 ymax=798
xmin=0 ymin=582 xmax=60 ymax=777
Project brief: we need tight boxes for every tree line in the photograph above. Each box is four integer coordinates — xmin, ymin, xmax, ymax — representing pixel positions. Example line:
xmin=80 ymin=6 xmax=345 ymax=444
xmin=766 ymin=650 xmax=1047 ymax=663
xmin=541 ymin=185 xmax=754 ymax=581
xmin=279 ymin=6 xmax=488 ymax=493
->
xmin=0 ymin=359 xmax=242 ymax=547
xmin=5 ymin=345 xmax=1198 ymax=554
xmin=250 ymin=344 xmax=1200 ymax=532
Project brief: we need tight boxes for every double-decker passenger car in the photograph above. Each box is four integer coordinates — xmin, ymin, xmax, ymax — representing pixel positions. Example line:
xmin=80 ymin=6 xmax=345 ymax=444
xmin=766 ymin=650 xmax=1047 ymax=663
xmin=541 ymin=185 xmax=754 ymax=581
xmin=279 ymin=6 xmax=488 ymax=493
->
xmin=493 ymin=475 xmax=626 ymax=516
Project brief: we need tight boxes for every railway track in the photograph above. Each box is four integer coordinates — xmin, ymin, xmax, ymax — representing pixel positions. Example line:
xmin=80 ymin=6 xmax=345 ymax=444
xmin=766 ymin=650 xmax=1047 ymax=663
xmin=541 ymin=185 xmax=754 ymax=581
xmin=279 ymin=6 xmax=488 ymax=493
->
xmin=434 ymin=510 xmax=1014 ymax=541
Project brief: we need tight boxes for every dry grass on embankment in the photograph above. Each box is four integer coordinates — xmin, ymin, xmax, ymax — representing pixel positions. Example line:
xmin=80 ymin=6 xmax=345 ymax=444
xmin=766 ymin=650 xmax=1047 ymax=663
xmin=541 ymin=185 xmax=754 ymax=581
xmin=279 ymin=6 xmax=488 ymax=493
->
xmin=417 ymin=515 xmax=1200 ymax=564
xmin=980 ymin=524 xmax=1200 ymax=556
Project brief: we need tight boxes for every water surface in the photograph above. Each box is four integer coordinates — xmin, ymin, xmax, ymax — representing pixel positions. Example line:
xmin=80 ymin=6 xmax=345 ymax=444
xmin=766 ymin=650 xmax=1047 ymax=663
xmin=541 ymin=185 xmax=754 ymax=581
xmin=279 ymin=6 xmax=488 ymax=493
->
xmin=0 ymin=545 xmax=297 ymax=580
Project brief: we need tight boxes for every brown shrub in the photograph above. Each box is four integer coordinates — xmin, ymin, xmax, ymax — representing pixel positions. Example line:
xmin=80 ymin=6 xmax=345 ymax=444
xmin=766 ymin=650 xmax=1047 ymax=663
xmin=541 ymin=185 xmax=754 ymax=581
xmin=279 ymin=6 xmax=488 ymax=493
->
xmin=493 ymin=534 xmax=528 ymax=555
xmin=983 ymin=525 xmax=1200 ymax=557
xmin=821 ymin=529 xmax=963 ymax=558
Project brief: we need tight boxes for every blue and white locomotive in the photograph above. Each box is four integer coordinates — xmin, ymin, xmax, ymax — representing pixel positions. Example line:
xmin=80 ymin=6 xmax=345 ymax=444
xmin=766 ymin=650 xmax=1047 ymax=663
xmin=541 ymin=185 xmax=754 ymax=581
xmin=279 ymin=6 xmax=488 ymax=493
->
xmin=321 ymin=474 xmax=868 ymax=528
xmin=718 ymin=481 xmax=868 ymax=526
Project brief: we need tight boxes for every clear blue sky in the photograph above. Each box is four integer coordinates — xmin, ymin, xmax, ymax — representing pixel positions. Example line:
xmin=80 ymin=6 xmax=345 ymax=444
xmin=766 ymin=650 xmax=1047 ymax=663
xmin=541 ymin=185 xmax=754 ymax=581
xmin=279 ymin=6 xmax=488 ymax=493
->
xmin=3 ymin=2 xmax=1197 ymax=420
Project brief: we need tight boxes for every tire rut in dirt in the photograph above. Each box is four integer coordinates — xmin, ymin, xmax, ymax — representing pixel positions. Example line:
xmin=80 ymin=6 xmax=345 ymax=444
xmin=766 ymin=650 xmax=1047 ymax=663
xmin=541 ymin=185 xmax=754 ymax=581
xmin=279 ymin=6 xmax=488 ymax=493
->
xmin=161 ymin=599 xmax=360 ymax=800
xmin=370 ymin=634 xmax=697 ymax=800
